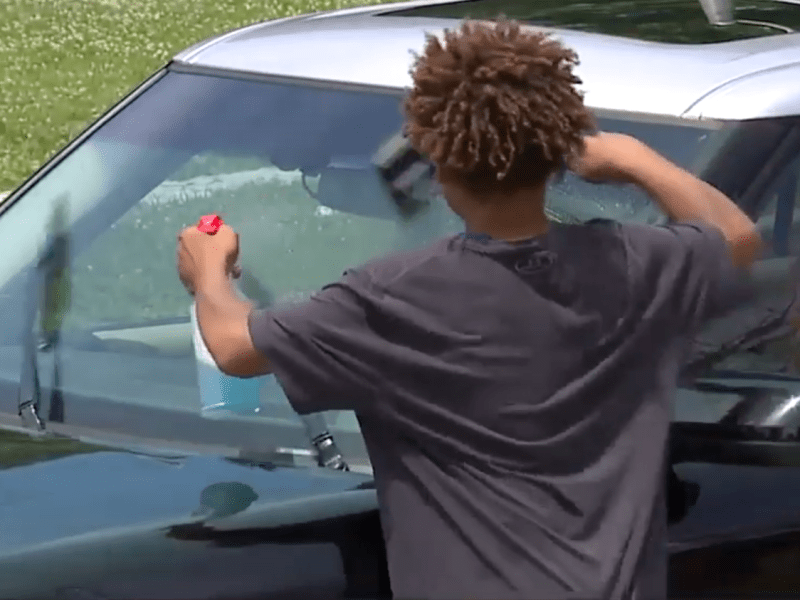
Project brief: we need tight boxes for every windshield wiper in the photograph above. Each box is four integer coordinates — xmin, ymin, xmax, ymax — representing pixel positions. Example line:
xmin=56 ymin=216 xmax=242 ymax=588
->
xmin=301 ymin=412 xmax=349 ymax=470
xmin=17 ymin=261 xmax=44 ymax=430
xmin=238 ymin=267 xmax=349 ymax=471
xmin=18 ymin=200 xmax=70 ymax=431
xmin=17 ymin=230 xmax=351 ymax=471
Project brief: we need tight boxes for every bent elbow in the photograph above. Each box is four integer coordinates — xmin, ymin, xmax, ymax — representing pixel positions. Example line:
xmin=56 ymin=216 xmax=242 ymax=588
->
xmin=727 ymin=222 xmax=764 ymax=269
xmin=216 ymin=354 xmax=250 ymax=378
xmin=204 ymin=319 xmax=273 ymax=378
xmin=214 ymin=344 xmax=273 ymax=379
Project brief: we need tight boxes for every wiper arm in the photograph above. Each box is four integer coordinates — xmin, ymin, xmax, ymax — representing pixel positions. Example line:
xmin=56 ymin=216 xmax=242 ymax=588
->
xmin=18 ymin=200 xmax=71 ymax=431
xmin=301 ymin=412 xmax=349 ymax=471
xmin=238 ymin=267 xmax=349 ymax=471
xmin=17 ymin=262 xmax=44 ymax=430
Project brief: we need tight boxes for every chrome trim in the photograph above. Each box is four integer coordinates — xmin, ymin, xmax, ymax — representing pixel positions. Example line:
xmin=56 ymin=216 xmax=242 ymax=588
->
xmin=167 ymin=61 xmax=405 ymax=96
xmin=167 ymin=63 xmax=730 ymax=130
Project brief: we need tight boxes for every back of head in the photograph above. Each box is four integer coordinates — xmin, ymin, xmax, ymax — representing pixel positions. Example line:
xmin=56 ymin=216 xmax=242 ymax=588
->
xmin=404 ymin=19 xmax=596 ymax=193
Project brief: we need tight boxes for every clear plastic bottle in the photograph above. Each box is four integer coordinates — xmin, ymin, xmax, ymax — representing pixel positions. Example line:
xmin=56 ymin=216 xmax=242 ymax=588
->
xmin=190 ymin=300 xmax=262 ymax=419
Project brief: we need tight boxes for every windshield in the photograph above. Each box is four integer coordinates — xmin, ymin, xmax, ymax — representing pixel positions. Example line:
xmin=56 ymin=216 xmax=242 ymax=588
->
xmin=0 ymin=68 xmax=769 ymax=470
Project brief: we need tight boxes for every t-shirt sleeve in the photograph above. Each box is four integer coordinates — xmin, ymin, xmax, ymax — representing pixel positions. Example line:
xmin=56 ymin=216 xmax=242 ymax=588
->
xmin=622 ymin=221 xmax=747 ymax=332
xmin=247 ymin=268 xmax=383 ymax=415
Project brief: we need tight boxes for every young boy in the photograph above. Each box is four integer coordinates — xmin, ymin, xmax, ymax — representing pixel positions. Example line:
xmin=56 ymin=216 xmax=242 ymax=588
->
xmin=177 ymin=19 xmax=761 ymax=600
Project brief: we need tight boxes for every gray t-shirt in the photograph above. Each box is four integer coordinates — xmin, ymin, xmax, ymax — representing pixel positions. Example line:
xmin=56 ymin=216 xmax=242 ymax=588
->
xmin=248 ymin=219 xmax=739 ymax=600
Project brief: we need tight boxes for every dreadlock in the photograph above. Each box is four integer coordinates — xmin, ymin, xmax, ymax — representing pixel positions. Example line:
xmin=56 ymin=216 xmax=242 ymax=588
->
xmin=404 ymin=18 xmax=596 ymax=191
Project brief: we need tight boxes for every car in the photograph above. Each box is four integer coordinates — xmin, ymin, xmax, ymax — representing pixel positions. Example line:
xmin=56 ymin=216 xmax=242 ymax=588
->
xmin=4 ymin=0 xmax=800 ymax=597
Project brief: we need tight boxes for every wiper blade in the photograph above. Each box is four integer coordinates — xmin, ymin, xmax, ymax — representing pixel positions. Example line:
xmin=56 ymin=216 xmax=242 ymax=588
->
xmin=18 ymin=198 xmax=71 ymax=431
xmin=18 ymin=265 xmax=44 ymax=430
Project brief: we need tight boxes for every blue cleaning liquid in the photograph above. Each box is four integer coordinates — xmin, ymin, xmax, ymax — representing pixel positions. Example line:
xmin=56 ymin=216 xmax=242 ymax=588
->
xmin=191 ymin=302 xmax=263 ymax=419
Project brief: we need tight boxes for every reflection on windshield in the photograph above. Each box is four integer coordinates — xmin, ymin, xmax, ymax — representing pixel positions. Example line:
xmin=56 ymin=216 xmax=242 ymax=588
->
xmin=0 ymin=68 xmax=774 ymax=464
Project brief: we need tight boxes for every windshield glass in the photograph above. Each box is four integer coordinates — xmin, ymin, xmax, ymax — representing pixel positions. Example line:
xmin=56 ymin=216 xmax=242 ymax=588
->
xmin=0 ymin=69 xmax=741 ymax=469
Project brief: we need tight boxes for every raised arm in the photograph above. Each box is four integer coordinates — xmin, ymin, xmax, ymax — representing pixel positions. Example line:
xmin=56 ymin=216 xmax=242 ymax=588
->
xmin=571 ymin=132 xmax=763 ymax=268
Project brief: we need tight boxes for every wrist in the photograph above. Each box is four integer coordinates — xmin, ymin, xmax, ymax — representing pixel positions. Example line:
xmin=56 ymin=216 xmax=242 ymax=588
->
xmin=614 ymin=137 xmax=656 ymax=184
xmin=195 ymin=264 xmax=229 ymax=295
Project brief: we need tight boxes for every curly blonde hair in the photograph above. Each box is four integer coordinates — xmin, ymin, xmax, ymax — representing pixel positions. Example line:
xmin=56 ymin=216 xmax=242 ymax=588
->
xmin=404 ymin=19 xmax=596 ymax=191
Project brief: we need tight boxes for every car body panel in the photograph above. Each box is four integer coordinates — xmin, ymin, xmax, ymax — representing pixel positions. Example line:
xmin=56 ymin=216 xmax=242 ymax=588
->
xmin=0 ymin=447 xmax=371 ymax=554
xmin=0 ymin=435 xmax=387 ymax=600
xmin=172 ymin=7 xmax=800 ymax=120
xmin=6 ymin=431 xmax=800 ymax=598
xmin=684 ymin=61 xmax=800 ymax=119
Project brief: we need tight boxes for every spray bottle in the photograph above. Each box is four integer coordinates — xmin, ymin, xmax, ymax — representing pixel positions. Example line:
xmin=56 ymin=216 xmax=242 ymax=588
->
xmin=191 ymin=215 xmax=262 ymax=419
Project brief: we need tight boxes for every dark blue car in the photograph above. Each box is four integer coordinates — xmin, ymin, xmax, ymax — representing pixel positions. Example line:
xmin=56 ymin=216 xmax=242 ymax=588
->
xmin=5 ymin=0 xmax=800 ymax=596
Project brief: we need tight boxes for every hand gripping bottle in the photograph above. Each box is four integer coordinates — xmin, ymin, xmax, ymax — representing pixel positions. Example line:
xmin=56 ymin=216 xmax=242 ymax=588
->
xmin=191 ymin=215 xmax=262 ymax=419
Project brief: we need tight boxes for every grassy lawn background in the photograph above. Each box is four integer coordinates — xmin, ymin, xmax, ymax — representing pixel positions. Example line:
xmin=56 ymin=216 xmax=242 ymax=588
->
xmin=0 ymin=0 xmax=398 ymax=192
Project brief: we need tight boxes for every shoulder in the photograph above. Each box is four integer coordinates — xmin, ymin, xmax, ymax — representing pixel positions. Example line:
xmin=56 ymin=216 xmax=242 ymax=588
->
xmin=615 ymin=220 xmax=728 ymax=267
xmin=569 ymin=218 xmax=626 ymax=246
xmin=346 ymin=235 xmax=457 ymax=291
xmin=551 ymin=219 xmax=627 ymax=264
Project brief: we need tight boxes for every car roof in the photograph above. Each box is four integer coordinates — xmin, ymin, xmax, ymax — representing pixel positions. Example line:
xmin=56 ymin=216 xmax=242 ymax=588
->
xmin=173 ymin=0 xmax=800 ymax=121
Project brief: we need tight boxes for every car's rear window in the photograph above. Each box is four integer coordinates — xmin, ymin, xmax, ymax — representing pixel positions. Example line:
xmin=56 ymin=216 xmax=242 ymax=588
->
xmin=384 ymin=0 xmax=800 ymax=44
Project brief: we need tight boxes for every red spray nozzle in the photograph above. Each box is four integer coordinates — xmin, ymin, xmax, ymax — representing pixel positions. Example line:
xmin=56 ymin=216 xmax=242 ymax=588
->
xmin=197 ymin=214 xmax=224 ymax=234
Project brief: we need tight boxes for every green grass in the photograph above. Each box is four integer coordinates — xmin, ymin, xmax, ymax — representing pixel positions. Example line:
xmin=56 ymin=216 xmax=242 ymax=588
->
xmin=0 ymin=0 xmax=398 ymax=192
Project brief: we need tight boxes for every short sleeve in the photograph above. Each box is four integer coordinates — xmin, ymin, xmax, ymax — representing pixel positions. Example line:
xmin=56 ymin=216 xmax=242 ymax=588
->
xmin=621 ymin=221 xmax=747 ymax=332
xmin=247 ymin=269 xmax=383 ymax=415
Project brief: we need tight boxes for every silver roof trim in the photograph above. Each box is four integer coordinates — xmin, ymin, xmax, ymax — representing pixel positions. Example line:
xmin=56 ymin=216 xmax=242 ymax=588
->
xmin=175 ymin=14 xmax=312 ymax=63
xmin=170 ymin=4 xmax=800 ymax=121
xmin=684 ymin=61 xmax=800 ymax=119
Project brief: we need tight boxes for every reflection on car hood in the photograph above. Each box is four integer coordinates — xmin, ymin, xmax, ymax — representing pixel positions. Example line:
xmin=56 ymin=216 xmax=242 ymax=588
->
xmin=0 ymin=437 xmax=373 ymax=555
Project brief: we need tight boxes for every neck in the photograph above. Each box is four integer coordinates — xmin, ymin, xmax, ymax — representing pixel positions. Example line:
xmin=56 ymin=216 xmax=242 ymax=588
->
xmin=460 ymin=186 xmax=550 ymax=241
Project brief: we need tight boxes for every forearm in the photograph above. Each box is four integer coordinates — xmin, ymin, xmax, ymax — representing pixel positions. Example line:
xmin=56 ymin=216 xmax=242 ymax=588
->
xmin=623 ymin=141 xmax=762 ymax=267
xmin=194 ymin=271 xmax=270 ymax=376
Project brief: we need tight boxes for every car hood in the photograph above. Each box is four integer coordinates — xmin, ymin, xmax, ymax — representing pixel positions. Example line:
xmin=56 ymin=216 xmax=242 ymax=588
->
xmin=0 ymin=433 xmax=374 ymax=556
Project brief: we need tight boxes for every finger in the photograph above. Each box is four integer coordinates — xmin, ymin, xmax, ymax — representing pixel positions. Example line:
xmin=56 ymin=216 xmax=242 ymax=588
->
xmin=179 ymin=224 xmax=197 ymax=238
xmin=178 ymin=232 xmax=195 ymax=252
xmin=176 ymin=246 xmax=196 ymax=292
xmin=177 ymin=269 xmax=196 ymax=296
xmin=232 ymin=231 xmax=241 ymax=262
